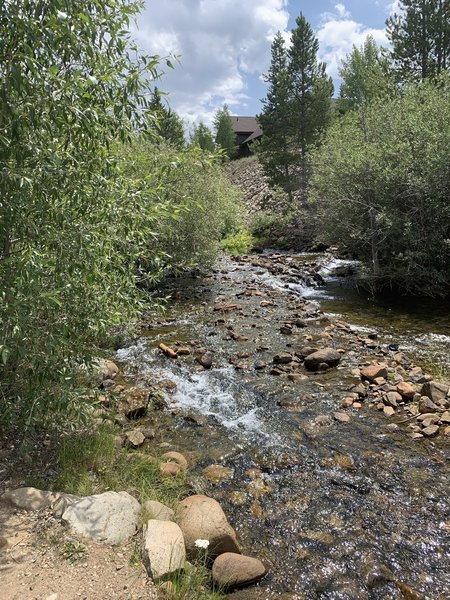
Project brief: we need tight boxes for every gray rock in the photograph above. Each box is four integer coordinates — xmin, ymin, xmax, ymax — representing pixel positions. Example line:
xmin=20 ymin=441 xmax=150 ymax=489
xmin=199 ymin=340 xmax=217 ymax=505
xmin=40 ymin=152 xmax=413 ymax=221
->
xmin=143 ymin=519 xmax=185 ymax=580
xmin=273 ymin=352 xmax=293 ymax=364
xmin=62 ymin=491 xmax=140 ymax=544
xmin=1 ymin=487 xmax=62 ymax=511
xmin=197 ymin=352 xmax=213 ymax=369
xmin=421 ymin=381 xmax=449 ymax=403
xmin=418 ymin=396 xmax=439 ymax=414
xmin=212 ymin=552 xmax=267 ymax=590
xmin=144 ymin=500 xmax=174 ymax=521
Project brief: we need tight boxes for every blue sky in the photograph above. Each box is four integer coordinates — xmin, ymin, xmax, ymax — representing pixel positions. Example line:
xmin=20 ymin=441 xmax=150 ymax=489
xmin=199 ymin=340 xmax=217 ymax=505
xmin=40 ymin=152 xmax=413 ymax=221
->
xmin=134 ymin=1 xmax=400 ymax=128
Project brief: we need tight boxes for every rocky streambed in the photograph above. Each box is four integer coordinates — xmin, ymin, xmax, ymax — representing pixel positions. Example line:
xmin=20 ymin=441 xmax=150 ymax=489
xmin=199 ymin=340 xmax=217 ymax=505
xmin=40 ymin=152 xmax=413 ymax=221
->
xmin=114 ymin=252 xmax=449 ymax=599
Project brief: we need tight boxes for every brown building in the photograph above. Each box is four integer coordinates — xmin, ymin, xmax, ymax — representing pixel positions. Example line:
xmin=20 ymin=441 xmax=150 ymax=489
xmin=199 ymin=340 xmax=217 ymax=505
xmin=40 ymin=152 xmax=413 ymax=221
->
xmin=231 ymin=116 xmax=263 ymax=156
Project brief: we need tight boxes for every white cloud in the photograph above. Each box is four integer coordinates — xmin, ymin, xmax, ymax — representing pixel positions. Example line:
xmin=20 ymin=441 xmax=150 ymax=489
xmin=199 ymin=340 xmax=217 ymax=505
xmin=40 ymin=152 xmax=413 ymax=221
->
xmin=134 ymin=0 xmax=289 ymax=125
xmin=316 ymin=4 xmax=388 ymax=85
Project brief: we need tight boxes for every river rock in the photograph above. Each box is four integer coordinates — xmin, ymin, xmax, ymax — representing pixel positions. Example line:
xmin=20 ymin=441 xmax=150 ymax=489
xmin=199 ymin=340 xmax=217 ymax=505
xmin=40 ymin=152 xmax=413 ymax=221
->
xmin=422 ymin=424 xmax=439 ymax=437
xmin=160 ymin=463 xmax=181 ymax=478
xmin=144 ymin=500 xmax=174 ymax=521
xmin=383 ymin=406 xmax=395 ymax=416
xmin=125 ymin=429 xmax=145 ymax=447
xmin=396 ymin=381 xmax=416 ymax=399
xmin=1 ymin=487 xmax=62 ymax=511
xmin=334 ymin=412 xmax=351 ymax=423
xmin=96 ymin=359 xmax=119 ymax=381
xmin=212 ymin=552 xmax=267 ymax=590
xmin=203 ymin=464 xmax=234 ymax=483
xmin=120 ymin=387 xmax=150 ymax=420
xmin=304 ymin=348 xmax=341 ymax=371
xmin=440 ymin=411 xmax=450 ymax=424
xmin=418 ymin=396 xmax=439 ymax=414
xmin=143 ymin=520 xmax=185 ymax=580
xmin=62 ymin=491 xmax=140 ymax=544
xmin=421 ymin=381 xmax=449 ymax=403
xmin=361 ymin=365 xmax=388 ymax=382
xmin=273 ymin=352 xmax=293 ymax=364
xmin=162 ymin=451 xmax=188 ymax=470
xmin=384 ymin=392 xmax=401 ymax=408
xmin=176 ymin=495 xmax=240 ymax=558
xmin=295 ymin=346 xmax=318 ymax=359
xmin=197 ymin=352 xmax=213 ymax=369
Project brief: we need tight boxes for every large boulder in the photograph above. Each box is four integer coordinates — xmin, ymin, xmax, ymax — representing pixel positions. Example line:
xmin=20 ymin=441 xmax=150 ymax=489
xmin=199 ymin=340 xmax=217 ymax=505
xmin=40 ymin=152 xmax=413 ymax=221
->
xmin=176 ymin=495 xmax=240 ymax=558
xmin=1 ymin=487 xmax=62 ymax=511
xmin=143 ymin=520 xmax=185 ymax=580
xmin=62 ymin=491 xmax=140 ymax=544
xmin=212 ymin=553 xmax=267 ymax=590
xmin=304 ymin=348 xmax=341 ymax=371
xmin=144 ymin=500 xmax=174 ymax=521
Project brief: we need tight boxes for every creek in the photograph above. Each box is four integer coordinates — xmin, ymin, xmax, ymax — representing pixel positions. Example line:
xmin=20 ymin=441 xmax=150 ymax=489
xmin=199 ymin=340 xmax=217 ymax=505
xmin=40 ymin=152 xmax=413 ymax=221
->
xmin=117 ymin=252 xmax=449 ymax=599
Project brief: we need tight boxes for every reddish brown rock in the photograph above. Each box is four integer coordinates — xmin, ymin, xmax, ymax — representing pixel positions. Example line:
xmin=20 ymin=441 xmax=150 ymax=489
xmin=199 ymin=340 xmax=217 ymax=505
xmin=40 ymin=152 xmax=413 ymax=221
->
xmin=212 ymin=552 xmax=267 ymax=590
xmin=396 ymin=381 xmax=416 ymax=399
xmin=361 ymin=365 xmax=388 ymax=382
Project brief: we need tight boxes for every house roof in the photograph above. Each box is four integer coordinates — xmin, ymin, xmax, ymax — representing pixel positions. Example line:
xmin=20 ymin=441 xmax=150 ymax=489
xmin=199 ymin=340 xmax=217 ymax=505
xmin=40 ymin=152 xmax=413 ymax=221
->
xmin=231 ymin=116 xmax=263 ymax=145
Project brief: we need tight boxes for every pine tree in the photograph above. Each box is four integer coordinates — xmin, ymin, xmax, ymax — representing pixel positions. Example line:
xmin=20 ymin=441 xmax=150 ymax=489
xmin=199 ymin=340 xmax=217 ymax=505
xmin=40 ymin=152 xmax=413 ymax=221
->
xmin=190 ymin=122 xmax=215 ymax=152
xmin=257 ymin=33 xmax=295 ymax=198
xmin=386 ymin=0 xmax=450 ymax=80
xmin=214 ymin=104 xmax=237 ymax=158
xmin=288 ymin=14 xmax=334 ymax=162
xmin=338 ymin=36 xmax=393 ymax=112
xmin=148 ymin=88 xmax=185 ymax=148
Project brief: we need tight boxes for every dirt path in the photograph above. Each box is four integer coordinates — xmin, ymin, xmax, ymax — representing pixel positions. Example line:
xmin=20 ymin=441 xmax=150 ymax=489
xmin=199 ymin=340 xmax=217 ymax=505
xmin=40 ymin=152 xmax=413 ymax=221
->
xmin=0 ymin=501 xmax=157 ymax=600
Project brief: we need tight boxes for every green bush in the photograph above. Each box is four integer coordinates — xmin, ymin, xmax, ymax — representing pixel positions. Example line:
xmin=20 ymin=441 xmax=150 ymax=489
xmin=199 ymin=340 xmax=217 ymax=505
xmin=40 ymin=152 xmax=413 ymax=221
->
xmin=220 ymin=229 xmax=255 ymax=255
xmin=311 ymin=77 xmax=450 ymax=296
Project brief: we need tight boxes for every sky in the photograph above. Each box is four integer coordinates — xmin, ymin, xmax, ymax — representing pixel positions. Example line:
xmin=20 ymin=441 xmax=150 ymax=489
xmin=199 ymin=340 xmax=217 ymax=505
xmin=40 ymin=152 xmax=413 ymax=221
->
xmin=133 ymin=1 xmax=402 ymax=128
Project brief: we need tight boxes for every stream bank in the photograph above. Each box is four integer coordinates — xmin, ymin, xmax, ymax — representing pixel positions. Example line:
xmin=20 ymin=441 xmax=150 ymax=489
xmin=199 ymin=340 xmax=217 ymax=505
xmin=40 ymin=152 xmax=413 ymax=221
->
xmin=116 ymin=251 xmax=449 ymax=599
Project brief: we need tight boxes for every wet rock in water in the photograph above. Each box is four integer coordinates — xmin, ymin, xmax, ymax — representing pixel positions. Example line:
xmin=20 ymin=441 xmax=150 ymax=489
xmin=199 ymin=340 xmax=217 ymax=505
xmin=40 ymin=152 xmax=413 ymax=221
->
xmin=125 ymin=429 xmax=145 ymax=447
xmin=420 ymin=381 xmax=449 ymax=403
xmin=1 ymin=487 xmax=62 ymax=511
xmin=351 ymin=383 xmax=368 ymax=398
xmin=270 ymin=367 xmax=285 ymax=376
xmin=273 ymin=352 xmax=293 ymax=364
xmin=160 ymin=462 xmax=182 ymax=478
xmin=395 ymin=581 xmax=425 ymax=600
xmin=383 ymin=406 xmax=395 ymax=416
xmin=212 ymin=553 xmax=267 ymax=590
xmin=176 ymin=346 xmax=191 ymax=356
xmin=396 ymin=381 xmax=417 ymax=399
xmin=361 ymin=364 xmax=388 ymax=382
xmin=295 ymin=346 xmax=319 ymax=359
xmin=418 ymin=396 xmax=440 ymax=414
xmin=176 ymin=495 xmax=240 ymax=558
xmin=280 ymin=324 xmax=293 ymax=334
xmin=197 ymin=351 xmax=214 ymax=369
xmin=159 ymin=343 xmax=178 ymax=359
xmin=304 ymin=348 xmax=341 ymax=371
xmin=253 ymin=360 xmax=267 ymax=370
xmin=143 ymin=519 xmax=186 ymax=580
xmin=422 ymin=424 xmax=439 ymax=437
xmin=62 ymin=491 xmax=141 ymax=544
xmin=288 ymin=373 xmax=309 ymax=382
xmin=143 ymin=500 xmax=174 ymax=521
xmin=363 ymin=562 xmax=394 ymax=588
xmin=203 ymin=464 xmax=234 ymax=483
xmin=334 ymin=412 xmax=351 ymax=423
xmin=162 ymin=451 xmax=188 ymax=470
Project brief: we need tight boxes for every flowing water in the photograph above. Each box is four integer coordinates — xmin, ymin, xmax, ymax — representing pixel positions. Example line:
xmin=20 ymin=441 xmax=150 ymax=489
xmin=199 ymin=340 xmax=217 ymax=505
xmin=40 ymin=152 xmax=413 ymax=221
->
xmin=117 ymin=253 xmax=450 ymax=599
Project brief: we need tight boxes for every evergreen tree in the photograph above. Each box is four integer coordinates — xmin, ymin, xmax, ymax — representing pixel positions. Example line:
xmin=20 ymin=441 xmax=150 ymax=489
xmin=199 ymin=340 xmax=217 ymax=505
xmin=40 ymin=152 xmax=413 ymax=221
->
xmin=190 ymin=122 xmax=215 ymax=152
xmin=257 ymin=33 xmax=296 ymax=198
xmin=338 ymin=36 xmax=392 ymax=112
xmin=288 ymin=14 xmax=334 ymax=162
xmin=149 ymin=88 xmax=185 ymax=148
xmin=214 ymin=104 xmax=237 ymax=158
xmin=386 ymin=0 xmax=450 ymax=80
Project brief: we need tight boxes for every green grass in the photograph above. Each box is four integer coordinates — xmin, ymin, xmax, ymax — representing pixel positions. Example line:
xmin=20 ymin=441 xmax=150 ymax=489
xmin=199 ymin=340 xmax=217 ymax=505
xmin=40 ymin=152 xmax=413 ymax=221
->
xmin=159 ymin=562 xmax=225 ymax=600
xmin=51 ymin=422 xmax=187 ymax=509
